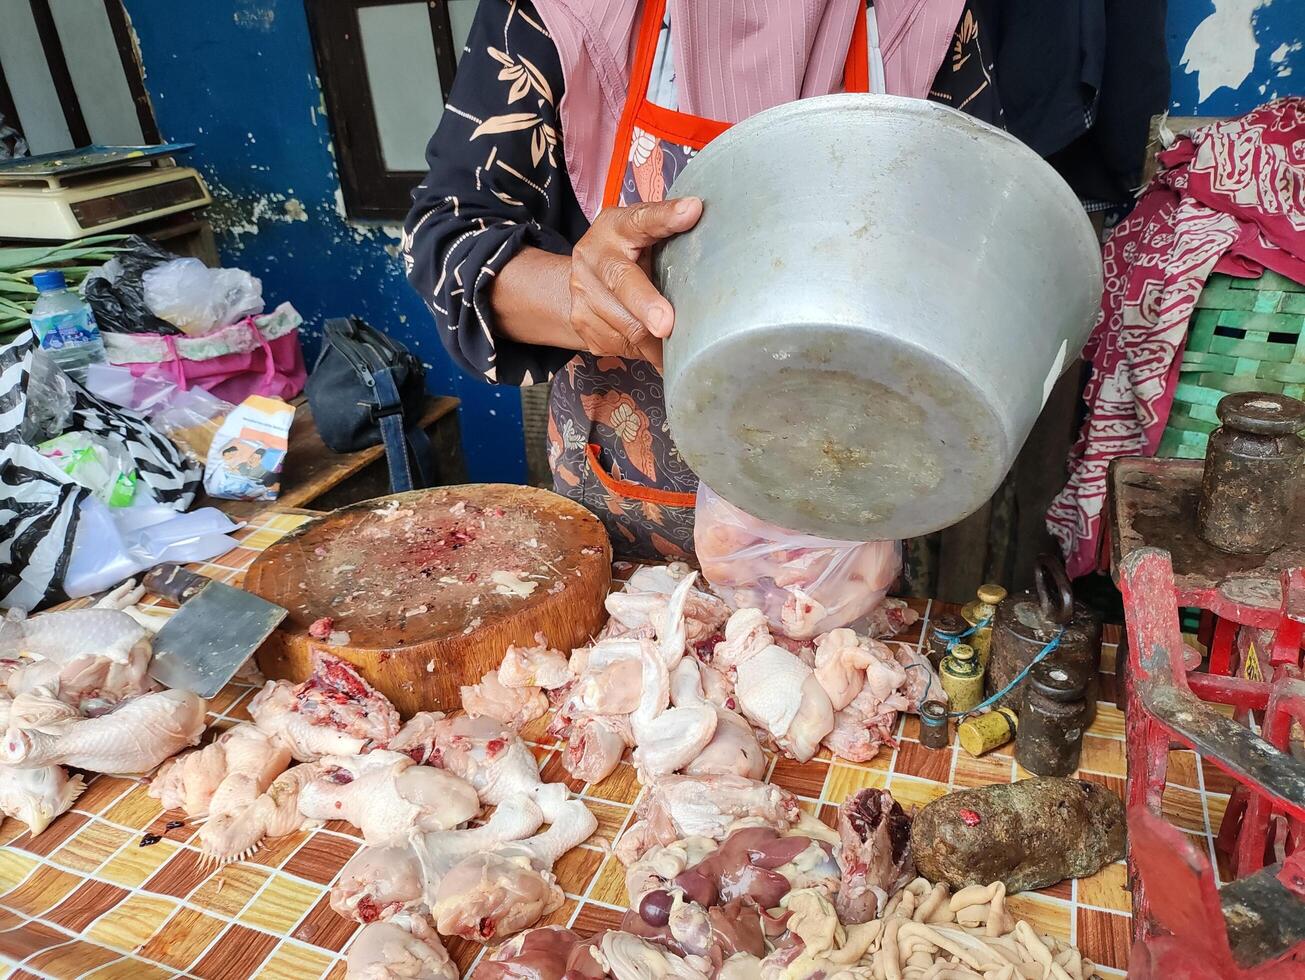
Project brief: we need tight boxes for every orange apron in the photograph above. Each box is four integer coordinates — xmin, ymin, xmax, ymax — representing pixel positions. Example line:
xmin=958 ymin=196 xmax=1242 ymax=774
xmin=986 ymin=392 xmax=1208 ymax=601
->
xmin=547 ymin=0 xmax=869 ymax=561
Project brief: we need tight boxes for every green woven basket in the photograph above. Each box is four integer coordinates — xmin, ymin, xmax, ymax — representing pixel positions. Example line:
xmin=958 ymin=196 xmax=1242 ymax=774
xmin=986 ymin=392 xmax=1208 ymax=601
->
xmin=1158 ymin=269 xmax=1305 ymax=459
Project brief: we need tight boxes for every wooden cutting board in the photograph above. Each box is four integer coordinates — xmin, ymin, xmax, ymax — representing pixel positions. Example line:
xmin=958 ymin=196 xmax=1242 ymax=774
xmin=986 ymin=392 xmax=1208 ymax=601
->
xmin=245 ymin=484 xmax=611 ymax=715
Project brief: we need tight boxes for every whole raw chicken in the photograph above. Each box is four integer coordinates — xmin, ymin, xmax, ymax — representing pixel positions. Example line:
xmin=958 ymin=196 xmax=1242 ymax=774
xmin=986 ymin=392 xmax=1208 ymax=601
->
xmin=299 ymin=750 xmax=480 ymax=845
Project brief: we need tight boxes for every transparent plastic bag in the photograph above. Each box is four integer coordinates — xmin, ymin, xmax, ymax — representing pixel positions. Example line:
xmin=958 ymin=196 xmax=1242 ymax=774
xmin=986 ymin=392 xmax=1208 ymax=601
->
xmin=19 ymin=349 xmax=77 ymax=444
xmin=143 ymin=258 xmax=264 ymax=336
xmin=150 ymin=386 xmax=233 ymax=464
xmin=694 ymin=483 xmax=902 ymax=640
xmin=37 ymin=432 xmax=147 ymax=507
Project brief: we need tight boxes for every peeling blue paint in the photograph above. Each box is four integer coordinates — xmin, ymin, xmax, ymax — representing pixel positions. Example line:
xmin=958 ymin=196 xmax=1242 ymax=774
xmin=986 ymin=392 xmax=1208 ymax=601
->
xmin=122 ymin=0 xmax=526 ymax=484
xmin=1169 ymin=0 xmax=1303 ymax=112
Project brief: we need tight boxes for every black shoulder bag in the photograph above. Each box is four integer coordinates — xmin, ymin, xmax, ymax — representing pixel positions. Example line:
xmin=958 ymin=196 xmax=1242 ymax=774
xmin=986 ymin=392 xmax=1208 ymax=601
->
xmin=305 ymin=317 xmax=435 ymax=493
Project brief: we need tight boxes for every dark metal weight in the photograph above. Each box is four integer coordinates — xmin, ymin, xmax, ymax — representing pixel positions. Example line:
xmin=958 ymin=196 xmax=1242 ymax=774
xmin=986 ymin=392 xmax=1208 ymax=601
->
xmin=987 ymin=555 xmax=1102 ymax=713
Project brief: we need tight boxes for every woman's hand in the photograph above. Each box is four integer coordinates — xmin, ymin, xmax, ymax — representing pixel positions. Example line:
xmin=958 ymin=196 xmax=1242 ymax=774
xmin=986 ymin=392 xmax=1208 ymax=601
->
xmin=568 ymin=197 xmax=702 ymax=370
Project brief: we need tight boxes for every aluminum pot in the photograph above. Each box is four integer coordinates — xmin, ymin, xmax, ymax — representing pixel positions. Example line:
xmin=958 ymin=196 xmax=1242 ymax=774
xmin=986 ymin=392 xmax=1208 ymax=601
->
xmin=655 ymin=94 xmax=1102 ymax=540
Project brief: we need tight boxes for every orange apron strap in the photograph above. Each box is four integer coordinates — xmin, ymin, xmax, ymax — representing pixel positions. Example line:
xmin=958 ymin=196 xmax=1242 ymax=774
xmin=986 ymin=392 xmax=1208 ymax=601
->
xmin=601 ymin=0 xmax=670 ymax=209
xmin=843 ymin=3 xmax=870 ymax=94
xmin=586 ymin=444 xmax=697 ymax=507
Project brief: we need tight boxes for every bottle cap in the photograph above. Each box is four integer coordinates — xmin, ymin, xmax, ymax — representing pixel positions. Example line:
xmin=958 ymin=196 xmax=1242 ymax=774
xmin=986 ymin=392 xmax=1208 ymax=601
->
xmin=977 ymin=584 xmax=1007 ymax=605
xmin=32 ymin=270 xmax=67 ymax=292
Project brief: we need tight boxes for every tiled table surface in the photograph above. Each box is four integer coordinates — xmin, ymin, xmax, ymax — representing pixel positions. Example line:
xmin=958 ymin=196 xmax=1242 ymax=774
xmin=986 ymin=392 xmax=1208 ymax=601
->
xmin=0 ymin=512 xmax=1237 ymax=978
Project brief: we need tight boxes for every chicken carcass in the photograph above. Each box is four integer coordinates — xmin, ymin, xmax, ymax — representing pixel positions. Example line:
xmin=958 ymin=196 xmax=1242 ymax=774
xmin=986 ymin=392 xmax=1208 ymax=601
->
xmin=150 ymin=722 xmax=290 ymax=817
xmin=630 ymin=640 xmax=717 ymax=782
xmin=197 ymin=761 xmax=321 ymax=865
xmin=432 ymin=798 xmax=598 ymax=941
xmin=460 ymin=670 xmax=547 ymax=731
xmin=299 ymin=750 xmax=480 ymax=845
xmin=669 ymin=660 xmax=765 ymax=781
xmin=833 ymin=789 xmax=914 ymax=924
xmin=619 ymin=774 xmax=800 ymax=862
xmin=497 ymin=634 xmax=573 ymax=691
xmin=823 ymin=686 xmax=906 ymax=763
xmin=2 ymin=688 xmax=206 ymax=773
xmin=0 ymin=607 xmax=148 ymax=665
xmin=389 ymin=713 xmax=566 ymax=821
xmin=346 ymin=911 xmax=456 ymax=980
xmin=733 ymin=644 xmax=833 ymax=763
xmin=7 ymin=645 xmax=157 ymax=717
xmin=332 ymin=794 xmax=545 ymax=923
xmin=0 ymin=764 xmax=83 ymax=836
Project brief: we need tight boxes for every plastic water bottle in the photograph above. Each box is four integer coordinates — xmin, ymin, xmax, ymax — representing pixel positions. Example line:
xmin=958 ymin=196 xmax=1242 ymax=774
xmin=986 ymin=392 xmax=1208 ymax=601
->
xmin=29 ymin=269 xmax=107 ymax=384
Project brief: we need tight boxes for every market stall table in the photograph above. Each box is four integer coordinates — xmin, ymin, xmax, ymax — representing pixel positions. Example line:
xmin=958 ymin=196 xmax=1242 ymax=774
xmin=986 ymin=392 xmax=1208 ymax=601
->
xmin=0 ymin=513 xmax=1181 ymax=979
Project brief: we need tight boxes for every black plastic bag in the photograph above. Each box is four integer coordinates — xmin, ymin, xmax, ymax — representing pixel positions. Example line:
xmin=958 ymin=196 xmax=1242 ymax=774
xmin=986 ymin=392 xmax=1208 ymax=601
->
xmin=82 ymin=235 xmax=183 ymax=335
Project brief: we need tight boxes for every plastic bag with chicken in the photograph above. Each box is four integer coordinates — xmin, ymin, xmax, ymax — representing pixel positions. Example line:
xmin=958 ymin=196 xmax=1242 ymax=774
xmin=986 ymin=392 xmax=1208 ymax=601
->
xmin=694 ymin=484 xmax=902 ymax=640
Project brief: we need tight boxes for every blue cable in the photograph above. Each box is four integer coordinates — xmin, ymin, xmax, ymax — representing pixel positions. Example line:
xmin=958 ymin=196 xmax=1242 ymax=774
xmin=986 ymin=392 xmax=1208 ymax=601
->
xmin=913 ymin=627 xmax=1067 ymax=723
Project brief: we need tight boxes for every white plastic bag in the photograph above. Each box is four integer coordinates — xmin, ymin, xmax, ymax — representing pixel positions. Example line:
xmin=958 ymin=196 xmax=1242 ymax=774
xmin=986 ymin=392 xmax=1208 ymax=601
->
xmin=694 ymin=483 xmax=902 ymax=640
xmin=143 ymin=258 xmax=264 ymax=335
xmin=62 ymin=498 xmax=241 ymax=598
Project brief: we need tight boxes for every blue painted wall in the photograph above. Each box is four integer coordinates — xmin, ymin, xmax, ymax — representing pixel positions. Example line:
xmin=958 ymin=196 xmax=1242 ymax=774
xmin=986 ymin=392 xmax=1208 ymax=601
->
xmin=121 ymin=0 xmax=1300 ymax=490
xmin=122 ymin=0 xmax=526 ymax=484
xmin=1167 ymin=0 xmax=1302 ymax=113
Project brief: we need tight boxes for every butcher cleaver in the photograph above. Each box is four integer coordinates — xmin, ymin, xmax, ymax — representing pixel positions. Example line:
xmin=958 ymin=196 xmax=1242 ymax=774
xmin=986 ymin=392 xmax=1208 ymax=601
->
xmin=142 ymin=563 xmax=287 ymax=698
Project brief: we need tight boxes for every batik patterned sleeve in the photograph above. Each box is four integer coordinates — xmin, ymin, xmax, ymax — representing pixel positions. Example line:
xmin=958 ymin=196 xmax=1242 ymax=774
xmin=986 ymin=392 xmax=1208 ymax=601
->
xmin=402 ymin=0 xmax=586 ymax=386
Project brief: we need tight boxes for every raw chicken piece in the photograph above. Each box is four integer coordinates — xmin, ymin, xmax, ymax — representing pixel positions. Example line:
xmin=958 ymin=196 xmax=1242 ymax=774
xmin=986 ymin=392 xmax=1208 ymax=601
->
xmin=567 ymin=658 xmax=642 ymax=716
xmin=0 ymin=764 xmax=83 ymax=836
xmin=630 ymin=640 xmax=717 ymax=782
xmin=497 ymin=634 xmax=573 ymax=691
xmin=299 ymin=750 xmax=479 ymax=845
xmin=150 ymin=723 xmax=289 ymax=817
xmin=733 ymin=645 xmax=833 ymax=763
xmin=833 ymin=789 xmax=914 ymax=924
xmin=474 ymin=926 xmax=585 ymax=978
xmin=347 ymin=912 xmax=456 ymax=980
xmin=0 ymin=607 xmax=148 ymax=665
xmin=332 ymin=795 xmax=546 ymax=923
xmin=625 ymin=562 xmax=693 ymax=594
xmin=249 ymin=679 xmax=368 ymax=761
xmin=622 ymin=774 xmax=799 ymax=859
xmin=592 ymin=931 xmax=711 ymax=978
xmin=606 ymin=585 xmax=729 ymax=646
xmin=2 ymin=688 xmax=206 ymax=773
xmin=389 ymin=713 xmax=567 ymax=821
xmin=197 ymin=762 xmax=321 ymax=865
xmin=563 ymin=711 xmax=632 ymax=784
xmin=779 ymin=588 xmax=829 ymax=640
xmin=432 ymin=799 xmax=598 ymax=941
xmin=812 ymin=629 xmax=877 ymax=711
xmin=823 ymin=685 xmax=906 ymax=764
xmin=568 ymin=636 xmax=643 ymax=676
xmin=863 ymin=597 xmax=920 ymax=639
xmin=669 ymin=660 xmax=765 ymax=781
xmin=860 ymin=640 xmax=909 ymax=702
xmin=712 ymin=608 xmax=773 ymax=671
xmin=460 ymin=671 xmax=547 ymax=731
xmin=890 ymin=642 xmax=945 ymax=712
xmin=293 ymin=652 xmax=400 ymax=745
xmin=7 ymin=645 xmax=157 ymax=717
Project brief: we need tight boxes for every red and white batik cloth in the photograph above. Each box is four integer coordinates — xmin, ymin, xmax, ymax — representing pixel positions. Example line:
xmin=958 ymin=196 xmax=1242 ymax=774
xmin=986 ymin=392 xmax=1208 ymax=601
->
xmin=1047 ymin=98 xmax=1305 ymax=578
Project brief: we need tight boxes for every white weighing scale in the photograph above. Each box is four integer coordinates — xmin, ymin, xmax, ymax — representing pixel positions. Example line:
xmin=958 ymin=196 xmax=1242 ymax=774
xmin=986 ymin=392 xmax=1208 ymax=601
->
xmin=0 ymin=143 xmax=211 ymax=241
